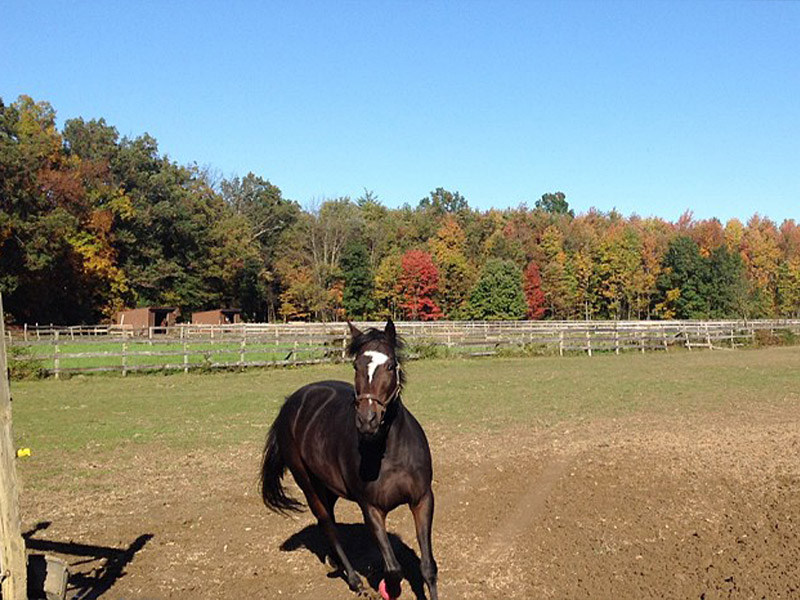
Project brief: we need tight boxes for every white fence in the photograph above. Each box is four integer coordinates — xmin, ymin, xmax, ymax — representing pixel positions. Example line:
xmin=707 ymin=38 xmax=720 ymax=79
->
xmin=6 ymin=319 xmax=800 ymax=378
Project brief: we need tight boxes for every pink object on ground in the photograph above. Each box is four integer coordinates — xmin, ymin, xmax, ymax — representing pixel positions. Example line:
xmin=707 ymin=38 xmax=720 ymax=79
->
xmin=378 ymin=578 xmax=401 ymax=600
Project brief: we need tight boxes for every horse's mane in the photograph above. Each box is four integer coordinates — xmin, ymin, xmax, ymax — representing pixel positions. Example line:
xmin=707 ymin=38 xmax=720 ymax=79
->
xmin=346 ymin=327 xmax=407 ymax=389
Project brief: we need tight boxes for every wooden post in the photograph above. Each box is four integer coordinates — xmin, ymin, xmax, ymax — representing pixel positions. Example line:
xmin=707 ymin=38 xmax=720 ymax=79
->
xmin=614 ymin=324 xmax=620 ymax=355
xmin=239 ymin=336 xmax=246 ymax=368
xmin=586 ymin=329 xmax=592 ymax=356
xmin=0 ymin=294 xmax=28 ymax=600
xmin=559 ymin=330 xmax=564 ymax=357
xmin=183 ymin=341 xmax=189 ymax=374
xmin=53 ymin=331 xmax=60 ymax=380
xmin=122 ymin=342 xmax=128 ymax=377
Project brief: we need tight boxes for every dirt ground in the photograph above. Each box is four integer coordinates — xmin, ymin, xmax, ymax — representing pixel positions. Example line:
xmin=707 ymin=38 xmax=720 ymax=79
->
xmin=20 ymin=395 xmax=800 ymax=599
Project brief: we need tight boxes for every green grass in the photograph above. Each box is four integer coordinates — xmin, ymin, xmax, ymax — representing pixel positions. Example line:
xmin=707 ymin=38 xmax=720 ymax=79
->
xmin=10 ymin=346 xmax=799 ymax=492
xmin=17 ymin=340 xmax=333 ymax=371
xmin=11 ymin=345 xmax=799 ymax=455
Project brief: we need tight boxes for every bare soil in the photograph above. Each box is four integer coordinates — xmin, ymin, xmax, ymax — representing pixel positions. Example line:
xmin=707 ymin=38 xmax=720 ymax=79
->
xmin=21 ymin=396 xmax=800 ymax=599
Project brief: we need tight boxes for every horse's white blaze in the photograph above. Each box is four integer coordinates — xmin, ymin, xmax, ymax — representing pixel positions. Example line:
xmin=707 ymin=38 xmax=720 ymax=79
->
xmin=363 ymin=350 xmax=389 ymax=383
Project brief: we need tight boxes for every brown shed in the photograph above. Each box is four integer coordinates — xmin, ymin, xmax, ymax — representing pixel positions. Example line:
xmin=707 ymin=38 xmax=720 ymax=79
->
xmin=115 ymin=307 xmax=179 ymax=329
xmin=191 ymin=308 xmax=242 ymax=325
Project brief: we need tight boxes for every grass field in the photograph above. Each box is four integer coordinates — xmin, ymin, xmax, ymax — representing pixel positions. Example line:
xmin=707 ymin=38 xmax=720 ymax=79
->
xmin=9 ymin=346 xmax=800 ymax=599
xmin=16 ymin=339 xmax=335 ymax=372
xmin=12 ymin=345 xmax=799 ymax=483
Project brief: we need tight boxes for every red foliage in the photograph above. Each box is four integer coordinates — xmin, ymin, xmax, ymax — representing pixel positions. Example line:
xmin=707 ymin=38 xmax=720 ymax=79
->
xmin=523 ymin=261 xmax=546 ymax=319
xmin=398 ymin=249 xmax=443 ymax=321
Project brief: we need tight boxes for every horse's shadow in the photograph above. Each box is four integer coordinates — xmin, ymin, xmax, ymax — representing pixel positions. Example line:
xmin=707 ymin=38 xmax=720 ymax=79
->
xmin=281 ymin=523 xmax=427 ymax=599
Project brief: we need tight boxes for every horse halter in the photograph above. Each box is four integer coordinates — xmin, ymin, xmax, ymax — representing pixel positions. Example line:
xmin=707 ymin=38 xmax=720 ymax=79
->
xmin=354 ymin=364 xmax=402 ymax=413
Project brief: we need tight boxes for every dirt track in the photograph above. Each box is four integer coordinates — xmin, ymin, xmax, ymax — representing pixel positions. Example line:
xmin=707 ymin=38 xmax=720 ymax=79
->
xmin=21 ymin=394 xmax=800 ymax=599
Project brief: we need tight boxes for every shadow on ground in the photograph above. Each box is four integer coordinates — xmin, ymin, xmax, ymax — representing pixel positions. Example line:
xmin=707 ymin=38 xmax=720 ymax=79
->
xmin=281 ymin=523 xmax=428 ymax=599
xmin=24 ymin=521 xmax=152 ymax=600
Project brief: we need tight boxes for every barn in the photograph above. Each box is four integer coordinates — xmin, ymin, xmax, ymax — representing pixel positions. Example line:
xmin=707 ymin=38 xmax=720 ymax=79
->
xmin=115 ymin=307 xmax=179 ymax=329
xmin=191 ymin=308 xmax=242 ymax=325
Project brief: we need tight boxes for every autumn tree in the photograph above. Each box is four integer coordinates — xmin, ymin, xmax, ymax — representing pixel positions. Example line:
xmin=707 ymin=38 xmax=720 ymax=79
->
xmin=429 ymin=216 xmax=474 ymax=318
xmin=374 ymin=252 xmax=404 ymax=320
xmin=523 ymin=262 xmax=546 ymax=319
xmin=397 ymin=249 xmax=442 ymax=321
xmin=538 ymin=225 xmax=576 ymax=318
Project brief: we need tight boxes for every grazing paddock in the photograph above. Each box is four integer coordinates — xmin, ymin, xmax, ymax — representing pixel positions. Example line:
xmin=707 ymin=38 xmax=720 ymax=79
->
xmin=11 ymin=346 xmax=800 ymax=599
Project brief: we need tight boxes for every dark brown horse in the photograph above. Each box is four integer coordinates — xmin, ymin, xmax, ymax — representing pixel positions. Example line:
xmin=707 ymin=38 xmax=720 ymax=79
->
xmin=260 ymin=319 xmax=438 ymax=600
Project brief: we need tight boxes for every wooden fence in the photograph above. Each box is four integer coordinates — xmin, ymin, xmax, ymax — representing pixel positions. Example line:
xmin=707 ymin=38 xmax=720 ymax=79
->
xmin=6 ymin=319 xmax=800 ymax=378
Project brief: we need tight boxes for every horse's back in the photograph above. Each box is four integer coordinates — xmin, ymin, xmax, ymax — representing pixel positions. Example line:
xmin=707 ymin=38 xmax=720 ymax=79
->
xmin=273 ymin=380 xmax=356 ymax=496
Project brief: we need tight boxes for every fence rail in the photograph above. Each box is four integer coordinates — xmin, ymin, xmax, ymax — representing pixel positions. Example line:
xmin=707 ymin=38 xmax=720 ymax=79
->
xmin=6 ymin=319 xmax=800 ymax=378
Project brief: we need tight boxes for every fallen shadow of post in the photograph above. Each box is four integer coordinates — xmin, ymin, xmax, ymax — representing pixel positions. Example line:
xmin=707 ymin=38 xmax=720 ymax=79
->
xmin=281 ymin=523 xmax=428 ymax=599
xmin=24 ymin=521 xmax=153 ymax=600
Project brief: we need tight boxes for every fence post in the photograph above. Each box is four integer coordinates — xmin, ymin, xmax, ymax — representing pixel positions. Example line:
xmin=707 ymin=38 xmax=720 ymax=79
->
xmin=586 ymin=330 xmax=592 ymax=357
xmin=614 ymin=324 xmax=620 ymax=355
xmin=0 ymin=294 xmax=28 ymax=600
xmin=559 ymin=330 xmax=564 ymax=357
xmin=122 ymin=342 xmax=128 ymax=377
xmin=23 ymin=324 xmax=27 ymax=343
xmin=239 ymin=335 xmax=246 ymax=369
xmin=183 ymin=341 xmax=189 ymax=374
xmin=54 ymin=331 xmax=60 ymax=380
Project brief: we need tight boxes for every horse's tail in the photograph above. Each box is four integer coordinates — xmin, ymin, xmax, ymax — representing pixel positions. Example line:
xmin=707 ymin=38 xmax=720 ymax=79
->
xmin=260 ymin=419 xmax=304 ymax=514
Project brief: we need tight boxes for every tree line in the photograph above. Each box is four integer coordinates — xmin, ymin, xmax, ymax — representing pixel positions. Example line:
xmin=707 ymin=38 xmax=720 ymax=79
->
xmin=1 ymin=95 xmax=799 ymax=325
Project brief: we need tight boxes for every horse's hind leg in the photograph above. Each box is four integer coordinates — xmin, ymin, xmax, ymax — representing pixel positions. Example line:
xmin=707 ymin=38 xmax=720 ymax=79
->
xmin=287 ymin=461 xmax=364 ymax=593
xmin=411 ymin=491 xmax=438 ymax=600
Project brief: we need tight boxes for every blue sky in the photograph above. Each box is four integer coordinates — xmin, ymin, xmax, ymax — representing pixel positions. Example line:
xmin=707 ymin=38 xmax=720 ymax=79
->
xmin=2 ymin=1 xmax=798 ymax=222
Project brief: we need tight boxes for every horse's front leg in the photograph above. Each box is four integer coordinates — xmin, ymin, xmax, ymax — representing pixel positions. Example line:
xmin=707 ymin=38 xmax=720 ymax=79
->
xmin=411 ymin=490 xmax=438 ymax=600
xmin=361 ymin=504 xmax=403 ymax=599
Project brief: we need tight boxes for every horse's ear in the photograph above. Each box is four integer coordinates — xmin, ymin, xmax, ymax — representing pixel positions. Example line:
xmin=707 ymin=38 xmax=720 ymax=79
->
xmin=347 ymin=320 xmax=362 ymax=339
xmin=384 ymin=318 xmax=397 ymax=345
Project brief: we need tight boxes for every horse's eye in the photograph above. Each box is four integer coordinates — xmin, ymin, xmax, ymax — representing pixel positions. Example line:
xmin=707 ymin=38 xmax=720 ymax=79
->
xmin=387 ymin=362 xmax=396 ymax=371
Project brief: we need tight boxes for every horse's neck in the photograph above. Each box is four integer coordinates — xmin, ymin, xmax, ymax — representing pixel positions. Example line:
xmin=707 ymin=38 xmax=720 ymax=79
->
xmin=385 ymin=399 xmax=410 ymax=444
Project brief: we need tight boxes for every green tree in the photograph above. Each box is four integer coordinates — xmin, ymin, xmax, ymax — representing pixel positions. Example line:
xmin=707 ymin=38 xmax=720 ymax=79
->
xmin=656 ymin=236 xmax=710 ymax=319
xmin=707 ymin=246 xmax=750 ymax=318
xmin=341 ymin=240 xmax=375 ymax=318
xmin=468 ymin=259 xmax=526 ymax=320
xmin=535 ymin=192 xmax=574 ymax=218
